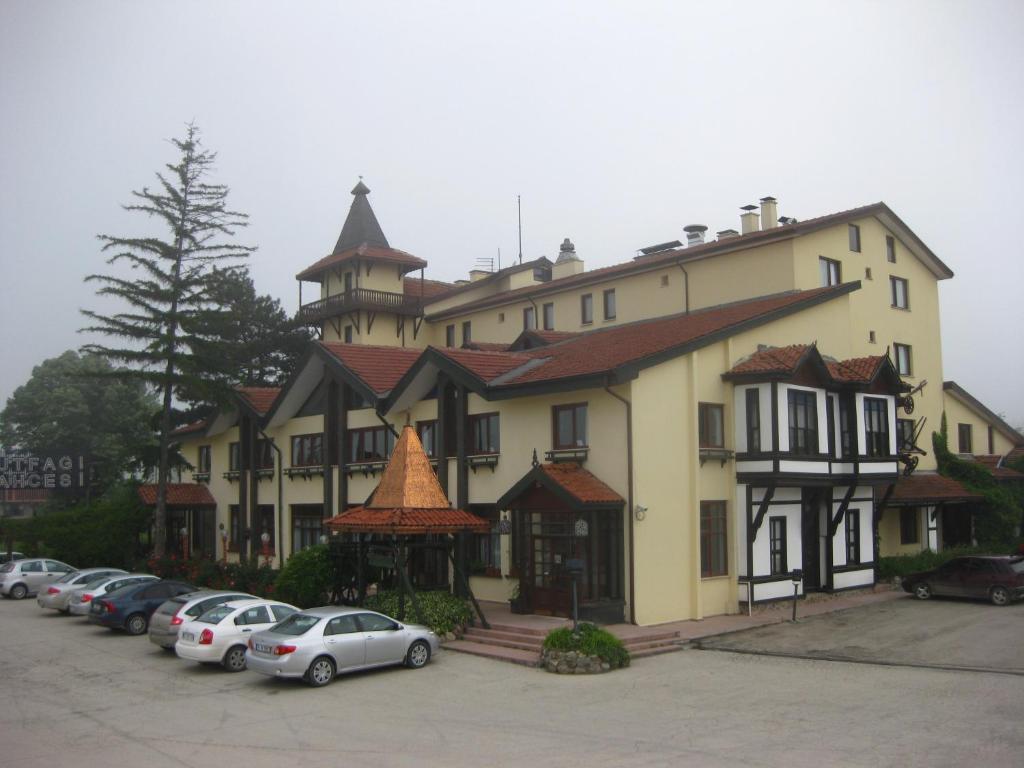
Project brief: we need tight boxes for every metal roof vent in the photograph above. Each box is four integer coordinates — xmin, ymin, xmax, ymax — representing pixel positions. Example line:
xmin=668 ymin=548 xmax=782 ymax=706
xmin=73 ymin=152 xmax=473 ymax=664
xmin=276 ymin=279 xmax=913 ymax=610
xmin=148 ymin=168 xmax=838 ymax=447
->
xmin=556 ymin=237 xmax=581 ymax=263
xmin=683 ymin=224 xmax=708 ymax=247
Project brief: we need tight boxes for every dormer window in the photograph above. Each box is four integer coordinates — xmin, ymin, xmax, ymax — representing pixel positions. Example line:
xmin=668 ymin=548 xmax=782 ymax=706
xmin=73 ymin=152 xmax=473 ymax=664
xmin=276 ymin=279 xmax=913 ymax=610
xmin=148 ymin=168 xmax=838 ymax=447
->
xmin=863 ymin=398 xmax=890 ymax=457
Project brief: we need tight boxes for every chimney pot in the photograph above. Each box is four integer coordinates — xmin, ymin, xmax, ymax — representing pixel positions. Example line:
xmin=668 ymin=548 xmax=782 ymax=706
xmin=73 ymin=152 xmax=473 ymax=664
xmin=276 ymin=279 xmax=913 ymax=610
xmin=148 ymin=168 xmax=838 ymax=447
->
xmin=683 ymin=224 xmax=708 ymax=247
xmin=740 ymin=205 xmax=760 ymax=235
xmin=717 ymin=228 xmax=740 ymax=240
xmin=760 ymin=196 xmax=779 ymax=230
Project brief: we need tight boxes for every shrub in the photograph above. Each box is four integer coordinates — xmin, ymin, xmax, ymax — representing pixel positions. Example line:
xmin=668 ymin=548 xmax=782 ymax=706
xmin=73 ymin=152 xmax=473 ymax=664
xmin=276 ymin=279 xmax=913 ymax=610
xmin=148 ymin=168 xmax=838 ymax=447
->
xmin=363 ymin=589 xmax=472 ymax=635
xmin=145 ymin=555 xmax=278 ymax=597
xmin=543 ymin=623 xmax=630 ymax=669
xmin=274 ymin=544 xmax=333 ymax=608
xmin=877 ymin=546 xmax=988 ymax=580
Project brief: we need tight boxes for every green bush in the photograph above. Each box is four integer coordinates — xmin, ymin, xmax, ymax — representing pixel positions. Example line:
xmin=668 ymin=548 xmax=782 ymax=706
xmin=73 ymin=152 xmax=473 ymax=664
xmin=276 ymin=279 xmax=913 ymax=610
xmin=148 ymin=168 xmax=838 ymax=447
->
xmin=543 ymin=623 xmax=630 ymax=669
xmin=145 ymin=555 xmax=279 ymax=598
xmin=363 ymin=589 xmax=472 ymax=635
xmin=877 ymin=546 xmax=988 ymax=580
xmin=274 ymin=544 xmax=333 ymax=608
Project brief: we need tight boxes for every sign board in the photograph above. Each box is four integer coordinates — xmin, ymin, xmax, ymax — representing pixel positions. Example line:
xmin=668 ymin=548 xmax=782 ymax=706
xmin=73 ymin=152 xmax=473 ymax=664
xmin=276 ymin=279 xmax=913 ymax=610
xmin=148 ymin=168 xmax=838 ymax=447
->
xmin=0 ymin=451 xmax=87 ymax=490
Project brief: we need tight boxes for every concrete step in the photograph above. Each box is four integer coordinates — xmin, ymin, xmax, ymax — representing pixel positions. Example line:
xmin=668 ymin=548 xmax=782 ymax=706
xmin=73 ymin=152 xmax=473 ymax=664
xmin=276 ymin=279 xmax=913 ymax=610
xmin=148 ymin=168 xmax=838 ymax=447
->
xmin=444 ymin=639 xmax=541 ymax=667
xmin=463 ymin=627 xmax=545 ymax=647
xmin=629 ymin=643 xmax=686 ymax=659
xmin=482 ymin=622 xmax=552 ymax=638
xmin=462 ymin=633 xmax=543 ymax=653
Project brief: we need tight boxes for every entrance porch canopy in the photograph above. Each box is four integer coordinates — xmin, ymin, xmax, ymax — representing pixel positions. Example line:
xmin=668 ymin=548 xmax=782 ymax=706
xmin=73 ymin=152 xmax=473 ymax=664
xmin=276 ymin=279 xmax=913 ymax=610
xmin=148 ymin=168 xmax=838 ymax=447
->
xmin=496 ymin=462 xmax=624 ymax=512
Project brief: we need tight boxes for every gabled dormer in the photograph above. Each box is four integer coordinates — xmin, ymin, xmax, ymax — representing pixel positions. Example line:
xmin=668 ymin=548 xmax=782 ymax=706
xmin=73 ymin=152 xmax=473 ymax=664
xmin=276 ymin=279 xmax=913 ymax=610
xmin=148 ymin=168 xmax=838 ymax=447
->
xmin=295 ymin=181 xmax=428 ymax=345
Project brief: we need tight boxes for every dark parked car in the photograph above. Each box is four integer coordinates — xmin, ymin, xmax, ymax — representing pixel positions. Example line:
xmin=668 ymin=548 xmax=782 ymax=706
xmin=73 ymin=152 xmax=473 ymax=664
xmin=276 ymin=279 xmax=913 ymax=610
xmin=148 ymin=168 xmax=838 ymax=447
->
xmin=88 ymin=580 xmax=196 ymax=635
xmin=902 ymin=556 xmax=1024 ymax=606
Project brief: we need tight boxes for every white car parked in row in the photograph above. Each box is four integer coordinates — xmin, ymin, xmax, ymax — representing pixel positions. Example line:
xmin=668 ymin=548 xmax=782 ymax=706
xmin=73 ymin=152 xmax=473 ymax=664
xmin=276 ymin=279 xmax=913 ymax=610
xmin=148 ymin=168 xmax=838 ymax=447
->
xmin=175 ymin=599 xmax=299 ymax=672
xmin=0 ymin=558 xmax=74 ymax=599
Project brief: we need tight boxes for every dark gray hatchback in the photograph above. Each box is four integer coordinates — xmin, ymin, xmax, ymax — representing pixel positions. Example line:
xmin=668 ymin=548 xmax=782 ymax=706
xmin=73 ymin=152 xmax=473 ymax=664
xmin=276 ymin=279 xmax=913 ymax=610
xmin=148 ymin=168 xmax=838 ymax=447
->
xmin=902 ymin=556 xmax=1024 ymax=605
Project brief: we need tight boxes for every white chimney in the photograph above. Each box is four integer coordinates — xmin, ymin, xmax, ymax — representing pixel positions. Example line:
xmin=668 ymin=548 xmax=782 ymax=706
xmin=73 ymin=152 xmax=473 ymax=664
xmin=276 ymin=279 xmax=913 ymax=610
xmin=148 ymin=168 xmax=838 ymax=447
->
xmin=683 ymin=224 xmax=708 ymax=247
xmin=760 ymin=196 xmax=778 ymax=230
xmin=469 ymin=269 xmax=490 ymax=282
xmin=717 ymin=228 xmax=739 ymax=240
xmin=552 ymin=237 xmax=584 ymax=280
xmin=740 ymin=205 xmax=759 ymax=235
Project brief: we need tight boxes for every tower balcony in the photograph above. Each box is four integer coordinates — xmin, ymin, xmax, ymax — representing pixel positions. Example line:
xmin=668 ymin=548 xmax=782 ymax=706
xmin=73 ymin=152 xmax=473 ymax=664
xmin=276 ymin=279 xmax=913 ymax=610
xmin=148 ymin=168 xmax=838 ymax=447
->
xmin=296 ymin=288 xmax=423 ymax=325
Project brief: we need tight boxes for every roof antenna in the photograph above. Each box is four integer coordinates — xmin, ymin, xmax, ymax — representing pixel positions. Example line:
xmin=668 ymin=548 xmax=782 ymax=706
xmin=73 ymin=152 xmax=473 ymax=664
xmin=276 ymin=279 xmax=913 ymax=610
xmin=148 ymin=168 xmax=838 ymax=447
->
xmin=497 ymin=246 xmax=502 ymax=272
xmin=517 ymin=195 xmax=523 ymax=265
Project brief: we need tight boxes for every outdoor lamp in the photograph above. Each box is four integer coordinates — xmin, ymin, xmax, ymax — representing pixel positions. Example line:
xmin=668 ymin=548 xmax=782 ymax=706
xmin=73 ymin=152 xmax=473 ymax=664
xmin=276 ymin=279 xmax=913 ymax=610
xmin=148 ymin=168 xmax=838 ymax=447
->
xmin=790 ymin=569 xmax=803 ymax=622
xmin=261 ymin=532 xmax=270 ymax=545
xmin=319 ymin=534 xmax=328 ymax=545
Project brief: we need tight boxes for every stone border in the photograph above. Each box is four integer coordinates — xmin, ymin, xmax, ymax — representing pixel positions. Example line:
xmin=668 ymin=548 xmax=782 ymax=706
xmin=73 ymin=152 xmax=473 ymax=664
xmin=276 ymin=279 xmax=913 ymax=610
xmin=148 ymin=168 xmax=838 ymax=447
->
xmin=542 ymin=649 xmax=619 ymax=674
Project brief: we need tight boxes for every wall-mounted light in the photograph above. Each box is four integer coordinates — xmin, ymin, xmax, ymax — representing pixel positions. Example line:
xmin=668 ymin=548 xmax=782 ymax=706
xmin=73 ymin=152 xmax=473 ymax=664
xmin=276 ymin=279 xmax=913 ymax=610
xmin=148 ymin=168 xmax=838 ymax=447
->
xmin=634 ymin=504 xmax=647 ymax=521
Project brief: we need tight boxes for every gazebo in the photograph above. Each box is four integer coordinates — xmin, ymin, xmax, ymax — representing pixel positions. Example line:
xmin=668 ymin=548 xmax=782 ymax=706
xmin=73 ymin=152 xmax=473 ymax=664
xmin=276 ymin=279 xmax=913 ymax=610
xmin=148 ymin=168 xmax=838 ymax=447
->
xmin=324 ymin=424 xmax=491 ymax=627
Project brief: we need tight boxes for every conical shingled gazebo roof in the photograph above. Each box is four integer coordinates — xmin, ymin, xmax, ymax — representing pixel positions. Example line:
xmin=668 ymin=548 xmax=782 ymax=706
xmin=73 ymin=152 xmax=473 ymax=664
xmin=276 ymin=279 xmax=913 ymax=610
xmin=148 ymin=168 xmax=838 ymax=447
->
xmin=324 ymin=425 xmax=490 ymax=535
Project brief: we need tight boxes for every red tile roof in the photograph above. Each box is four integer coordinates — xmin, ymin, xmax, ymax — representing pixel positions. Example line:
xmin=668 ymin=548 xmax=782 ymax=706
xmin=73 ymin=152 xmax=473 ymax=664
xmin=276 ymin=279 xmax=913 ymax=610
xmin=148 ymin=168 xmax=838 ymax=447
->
xmin=137 ymin=484 xmax=216 ymax=506
xmin=1 ymin=489 xmax=50 ymax=503
xmin=538 ymin=463 xmax=624 ymax=505
xmin=297 ymin=244 xmax=427 ymax=282
xmin=889 ymin=474 xmax=983 ymax=505
xmin=235 ymin=387 xmax=280 ymax=416
xmin=324 ymin=506 xmax=490 ymax=534
xmin=971 ymin=455 xmax=1024 ymax=481
xmin=530 ymin=330 xmax=580 ymax=344
xmin=319 ymin=343 xmax=422 ymax=395
xmin=170 ymin=419 xmax=209 ymax=437
xmin=827 ymin=355 xmax=885 ymax=383
xmin=435 ymin=347 xmax=533 ymax=382
xmin=464 ymin=341 xmax=512 ymax=352
xmin=404 ymin=277 xmax=455 ymax=300
xmin=728 ymin=344 xmax=810 ymax=375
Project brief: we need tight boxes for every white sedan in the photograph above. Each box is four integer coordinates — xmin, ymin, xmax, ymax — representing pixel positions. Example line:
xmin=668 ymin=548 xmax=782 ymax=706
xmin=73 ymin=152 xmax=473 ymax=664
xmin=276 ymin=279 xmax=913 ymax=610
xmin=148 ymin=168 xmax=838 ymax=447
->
xmin=175 ymin=599 xmax=299 ymax=672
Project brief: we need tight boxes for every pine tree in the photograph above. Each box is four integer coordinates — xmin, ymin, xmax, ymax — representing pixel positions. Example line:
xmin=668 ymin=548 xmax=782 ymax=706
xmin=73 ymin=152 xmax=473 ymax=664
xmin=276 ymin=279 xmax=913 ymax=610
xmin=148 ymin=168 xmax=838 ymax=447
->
xmin=81 ymin=124 xmax=254 ymax=556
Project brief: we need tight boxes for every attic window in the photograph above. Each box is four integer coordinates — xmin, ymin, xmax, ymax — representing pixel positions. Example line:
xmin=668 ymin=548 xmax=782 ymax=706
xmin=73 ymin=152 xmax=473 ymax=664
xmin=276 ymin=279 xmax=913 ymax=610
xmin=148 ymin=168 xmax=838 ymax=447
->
xmin=498 ymin=312 xmax=505 ymax=323
xmin=661 ymin=275 xmax=669 ymax=287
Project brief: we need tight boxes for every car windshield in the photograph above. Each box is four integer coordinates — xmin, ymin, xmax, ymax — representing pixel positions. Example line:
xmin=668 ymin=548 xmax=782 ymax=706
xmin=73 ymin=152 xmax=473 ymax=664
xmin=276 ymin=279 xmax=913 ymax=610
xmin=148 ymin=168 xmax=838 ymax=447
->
xmin=197 ymin=605 xmax=234 ymax=624
xmin=271 ymin=614 xmax=321 ymax=636
xmin=1010 ymin=559 xmax=1024 ymax=574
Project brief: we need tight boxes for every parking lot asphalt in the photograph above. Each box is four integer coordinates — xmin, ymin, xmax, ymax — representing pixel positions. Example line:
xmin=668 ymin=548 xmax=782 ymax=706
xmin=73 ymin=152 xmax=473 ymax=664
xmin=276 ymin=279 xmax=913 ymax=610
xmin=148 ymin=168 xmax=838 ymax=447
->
xmin=2 ymin=596 xmax=1022 ymax=768
xmin=697 ymin=594 xmax=1024 ymax=673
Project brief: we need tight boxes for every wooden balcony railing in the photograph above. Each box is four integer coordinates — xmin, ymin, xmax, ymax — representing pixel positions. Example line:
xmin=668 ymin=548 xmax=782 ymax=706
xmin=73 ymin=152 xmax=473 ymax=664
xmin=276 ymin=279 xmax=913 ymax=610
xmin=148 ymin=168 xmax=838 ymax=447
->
xmin=297 ymin=288 xmax=423 ymax=324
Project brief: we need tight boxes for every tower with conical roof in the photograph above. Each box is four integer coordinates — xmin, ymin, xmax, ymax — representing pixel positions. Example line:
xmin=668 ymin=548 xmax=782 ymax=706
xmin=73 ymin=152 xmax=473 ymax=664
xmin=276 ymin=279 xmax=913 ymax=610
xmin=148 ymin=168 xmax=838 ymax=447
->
xmin=295 ymin=181 xmax=429 ymax=347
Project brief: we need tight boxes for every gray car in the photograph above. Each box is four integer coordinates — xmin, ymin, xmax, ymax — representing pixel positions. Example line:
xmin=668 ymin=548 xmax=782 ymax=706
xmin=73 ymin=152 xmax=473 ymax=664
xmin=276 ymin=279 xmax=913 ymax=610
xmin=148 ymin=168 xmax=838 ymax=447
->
xmin=36 ymin=568 xmax=127 ymax=613
xmin=245 ymin=606 xmax=440 ymax=686
xmin=68 ymin=573 xmax=159 ymax=616
xmin=148 ymin=590 xmax=255 ymax=649
xmin=0 ymin=558 xmax=74 ymax=599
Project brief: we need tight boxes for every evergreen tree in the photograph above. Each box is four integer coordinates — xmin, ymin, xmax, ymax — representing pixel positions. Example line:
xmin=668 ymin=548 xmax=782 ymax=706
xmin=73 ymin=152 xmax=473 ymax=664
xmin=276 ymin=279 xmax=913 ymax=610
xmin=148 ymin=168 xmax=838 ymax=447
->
xmin=81 ymin=124 xmax=254 ymax=555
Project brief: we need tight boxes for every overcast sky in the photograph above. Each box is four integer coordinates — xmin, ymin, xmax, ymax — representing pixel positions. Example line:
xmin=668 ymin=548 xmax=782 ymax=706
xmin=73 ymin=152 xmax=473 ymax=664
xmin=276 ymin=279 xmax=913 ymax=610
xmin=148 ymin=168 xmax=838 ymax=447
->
xmin=2 ymin=1 xmax=1022 ymax=429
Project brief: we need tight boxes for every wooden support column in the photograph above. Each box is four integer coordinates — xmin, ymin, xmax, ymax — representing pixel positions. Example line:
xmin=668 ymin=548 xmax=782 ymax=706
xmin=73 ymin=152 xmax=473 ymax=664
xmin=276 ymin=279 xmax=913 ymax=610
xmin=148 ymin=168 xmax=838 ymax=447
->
xmin=238 ymin=415 xmax=249 ymax=563
xmin=337 ymin=381 xmax=348 ymax=511
xmin=435 ymin=373 xmax=449 ymax=497
xmin=323 ymin=378 xmax=339 ymax=520
xmin=455 ymin=383 xmax=469 ymax=597
xmin=246 ymin=416 xmax=260 ymax=561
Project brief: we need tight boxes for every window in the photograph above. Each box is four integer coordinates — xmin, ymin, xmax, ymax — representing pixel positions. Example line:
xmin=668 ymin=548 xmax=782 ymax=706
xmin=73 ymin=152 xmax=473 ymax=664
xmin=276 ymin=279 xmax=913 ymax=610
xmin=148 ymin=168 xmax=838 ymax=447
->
xmin=580 ymin=293 xmax=593 ymax=324
xmin=886 ymin=235 xmax=896 ymax=263
xmin=863 ymin=398 xmax=890 ymax=457
xmin=229 ymin=505 xmax=242 ymax=548
xmin=445 ymin=325 xmax=455 ymax=347
xmin=890 ymin=277 xmax=909 ymax=309
xmin=553 ymin=403 xmax=588 ymax=449
xmin=845 ymin=511 xmax=861 ymax=564
xmin=197 ymin=445 xmax=211 ymax=473
xmin=848 ymin=223 xmax=861 ymax=252
xmin=349 ymin=426 xmax=393 ymax=463
xmin=787 ymin=390 xmax=818 ymax=455
xmin=899 ymin=508 xmax=919 ymax=545
xmin=498 ymin=312 xmax=505 ymax=323
xmin=839 ymin=398 xmax=855 ymax=457
xmin=343 ymin=271 xmax=353 ymax=293
xmin=236 ymin=606 xmax=272 ymax=625
xmin=461 ymin=321 xmax=471 ymax=346
xmin=291 ymin=505 xmax=323 ymax=553
xmin=325 ymin=614 xmax=360 ymax=635
xmin=357 ymin=613 xmax=399 ymax=633
xmin=229 ymin=442 xmax=240 ymax=472
xmin=700 ymin=501 xmax=728 ymax=577
xmin=819 ymin=256 xmax=841 ymax=287
xmin=897 ymin=418 xmax=916 ymax=452
xmin=343 ymin=325 xmax=353 ymax=343
xmin=291 ymin=434 xmax=323 ymax=467
xmin=523 ymin=306 xmax=536 ymax=330
xmin=698 ymin=403 xmax=725 ymax=449
xmin=469 ymin=412 xmax=500 ymax=454
xmin=865 ymin=267 xmax=872 ymax=280
xmin=957 ymin=423 xmax=973 ymax=454
xmin=470 ymin=505 xmax=501 ymax=572
xmin=869 ymin=330 xmax=876 ymax=344
xmin=988 ymin=426 xmax=995 ymax=455
xmin=255 ymin=440 xmax=274 ymax=470
xmin=769 ymin=517 xmax=787 ymax=575
xmin=542 ymin=302 xmax=554 ymax=330
xmin=894 ymin=343 xmax=912 ymax=376
xmin=417 ymin=420 xmax=437 ymax=458
xmin=661 ymin=274 xmax=669 ymax=287
xmin=745 ymin=389 xmax=761 ymax=452
xmin=603 ymin=289 xmax=616 ymax=320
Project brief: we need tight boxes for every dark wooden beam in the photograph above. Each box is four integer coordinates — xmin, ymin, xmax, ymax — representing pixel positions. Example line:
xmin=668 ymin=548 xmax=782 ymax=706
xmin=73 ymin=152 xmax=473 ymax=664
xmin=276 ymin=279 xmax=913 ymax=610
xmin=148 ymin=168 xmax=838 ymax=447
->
xmin=751 ymin=485 xmax=776 ymax=536
xmin=323 ymin=378 xmax=339 ymax=520
xmin=829 ymin=481 xmax=858 ymax=537
xmin=436 ymin=373 xmax=449 ymax=497
xmin=338 ymin=381 xmax=348 ymax=511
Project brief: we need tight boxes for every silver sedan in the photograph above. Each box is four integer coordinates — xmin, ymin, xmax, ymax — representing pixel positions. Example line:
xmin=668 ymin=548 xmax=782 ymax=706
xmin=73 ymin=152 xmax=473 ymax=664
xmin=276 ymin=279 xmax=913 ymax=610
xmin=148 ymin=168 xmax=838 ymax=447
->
xmin=245 ymin=606 xmax=440 ymax=686
xmin=36 ymin=568 xmax=127 ymax=613
xmin=67 ymin=574 xmax=159 ymax=616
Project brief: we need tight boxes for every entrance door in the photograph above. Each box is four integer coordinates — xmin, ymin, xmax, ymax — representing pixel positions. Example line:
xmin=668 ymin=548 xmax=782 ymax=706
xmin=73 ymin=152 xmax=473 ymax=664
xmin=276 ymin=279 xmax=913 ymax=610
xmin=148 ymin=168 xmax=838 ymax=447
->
xmin=801 ymin=490 xmax=822 ymax=590
xmin=527 ymin=511 xmax=573 ymax=616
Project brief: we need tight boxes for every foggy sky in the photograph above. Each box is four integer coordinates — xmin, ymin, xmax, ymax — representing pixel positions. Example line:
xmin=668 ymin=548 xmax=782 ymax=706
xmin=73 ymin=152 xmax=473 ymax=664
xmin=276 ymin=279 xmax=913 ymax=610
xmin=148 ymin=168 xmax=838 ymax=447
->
xmin=2 ymin=1 xmax=1022 ymax=428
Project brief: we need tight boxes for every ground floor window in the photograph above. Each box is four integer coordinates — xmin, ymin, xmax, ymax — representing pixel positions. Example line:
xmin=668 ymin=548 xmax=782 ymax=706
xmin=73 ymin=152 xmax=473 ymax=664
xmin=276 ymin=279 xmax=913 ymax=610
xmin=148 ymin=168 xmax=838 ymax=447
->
xmin=700 ymin=501 xmax=727 ymax=577
xmin=769 ymin=516 xmax=787 ymax=575
xmin=291 ymin=504 xmax=324 ymax=553
xmin=900 ymin=508 xmax=919 ymax=545
xmin=229 ymin=505 xmax=241 ymax=549
xmin=846 ymin=510 xmax=861 ymax=564
xmin=469 ymin=505 xmax=501 ymax=573
xmin=256 ymin=505 xmax=275 ymax=551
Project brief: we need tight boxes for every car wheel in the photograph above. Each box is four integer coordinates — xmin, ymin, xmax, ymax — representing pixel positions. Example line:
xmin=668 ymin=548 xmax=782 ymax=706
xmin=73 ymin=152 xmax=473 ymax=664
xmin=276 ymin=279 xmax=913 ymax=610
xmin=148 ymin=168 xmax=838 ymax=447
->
xmin=222 ymin=645 xmax=247 ymax=673
xmin=911 ymin=582 xmax=932 ymax=600
xmin=10 ymin=584 xmax=27 ymax=600
xmin=405 ymin=640 xmax=431 ymax=669
xmin=305 ymin=656 xmax=335 ymax=687
xmin=125 ymin=613 xmax=148 ymax=636
xmin=990 ymin=586 xmax=1010 ymax=606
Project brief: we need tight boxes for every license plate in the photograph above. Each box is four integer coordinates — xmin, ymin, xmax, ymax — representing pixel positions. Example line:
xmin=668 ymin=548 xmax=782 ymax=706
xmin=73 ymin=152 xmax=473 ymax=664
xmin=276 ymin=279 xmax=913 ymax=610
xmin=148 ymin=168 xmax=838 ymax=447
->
xmin=181 ymin=632 xmax=194 ymax=642
xmin=254 ymin=643 xmax=273 ymax=653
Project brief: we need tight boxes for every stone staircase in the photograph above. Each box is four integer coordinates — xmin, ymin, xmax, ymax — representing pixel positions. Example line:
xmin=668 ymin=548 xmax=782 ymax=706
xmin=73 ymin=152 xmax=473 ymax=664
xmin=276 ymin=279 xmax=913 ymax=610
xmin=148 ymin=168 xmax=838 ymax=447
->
xmin=444 ymin=622 xmax=687 ymax=667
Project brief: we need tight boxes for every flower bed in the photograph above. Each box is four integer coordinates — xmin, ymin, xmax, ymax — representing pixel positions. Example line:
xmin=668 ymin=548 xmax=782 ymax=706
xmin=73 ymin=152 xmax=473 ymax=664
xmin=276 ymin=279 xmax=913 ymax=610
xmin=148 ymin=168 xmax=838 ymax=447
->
xmin=541 ymin=623 xmax=630 ymax=674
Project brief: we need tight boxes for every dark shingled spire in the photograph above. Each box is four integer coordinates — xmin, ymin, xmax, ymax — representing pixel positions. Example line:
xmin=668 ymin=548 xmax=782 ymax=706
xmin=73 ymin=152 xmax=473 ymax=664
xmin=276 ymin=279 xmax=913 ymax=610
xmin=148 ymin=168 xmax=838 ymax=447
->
xmin=333 ymin=179 xmax=389 ymax=254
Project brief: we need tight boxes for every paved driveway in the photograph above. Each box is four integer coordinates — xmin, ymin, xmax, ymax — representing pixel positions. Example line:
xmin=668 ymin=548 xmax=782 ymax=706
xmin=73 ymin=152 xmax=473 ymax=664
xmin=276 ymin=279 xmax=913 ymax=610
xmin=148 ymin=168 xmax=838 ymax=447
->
xmin=698 ymin=593 xmax=1024 ymax=673
xmin=2 ymin=596 xmax=1022 ymax=767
